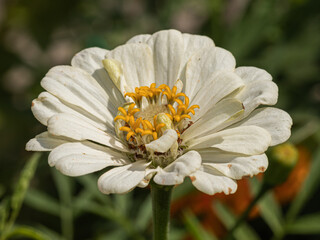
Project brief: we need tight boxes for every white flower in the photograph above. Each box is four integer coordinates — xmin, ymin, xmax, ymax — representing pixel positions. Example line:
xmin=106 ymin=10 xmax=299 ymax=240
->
xmin=26 ymin=29 xmax=292 ymax=195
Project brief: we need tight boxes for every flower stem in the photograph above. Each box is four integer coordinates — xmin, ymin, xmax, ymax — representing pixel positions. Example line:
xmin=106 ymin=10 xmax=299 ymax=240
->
xmin=150 ymin=180 xmax=173 ymax=240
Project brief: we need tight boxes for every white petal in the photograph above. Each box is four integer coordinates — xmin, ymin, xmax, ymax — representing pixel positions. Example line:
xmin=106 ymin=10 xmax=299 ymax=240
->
xmin=31 ymin=92 xmax=113 ymax=132
xmin=231 ymin=107 xmax=292 ymax=146
xmin=106 ymin=43 xmax=154 ymax=89
xmin=47 ymin=113 xmax=128 ymax=152
xmin=147 ymin=29 xmax=184 ymax=87
xmin=49 ymin=141 xmax=129 ymax=176
xmin=126 ymin=34 xmax=151 ymax=44
xmin=179 ymin=33 xmax=214 ymax=77
xmin=153 ymin=151 xmax=202 ymax=185
xmin=25 ymin=131 xmax=70 ymax=151
xmin=137 ymin=168 xmax=158 ymax=188
xmin=182 ymin=98 xmax=244 ymax=141
xmin=184 ymin=47 xmax=236 ymax=100
xmin=191 ymin=71 xmax=244 ymax=120
xmin=190 ymin=165 xmax=237 ymax=195
xmin=71 ymin=47 xmax=125 ymax=110
xmin=182 ymin=33 xmax=215 ymax=62
xmin=145 ymin=129 xmax=178 ymax=153
xmin=235 ymin=66 xmax=272 ymax=83
xmin=41 ymin=66 xmax=115 ymax=126
xmin=98 ymin=161 xmax=150 ymax=194
xmin=188 ymin=126 xmax=271 ymax=155
xmin=199 ymin=149 xmax=268 ymax=179
xmin=234 ymin=67 xmax=278 ymax=116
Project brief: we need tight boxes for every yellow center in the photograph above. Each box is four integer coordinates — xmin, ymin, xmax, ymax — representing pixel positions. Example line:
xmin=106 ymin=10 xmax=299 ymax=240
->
xmin=114 ymin=83 xmax=199 ymax=144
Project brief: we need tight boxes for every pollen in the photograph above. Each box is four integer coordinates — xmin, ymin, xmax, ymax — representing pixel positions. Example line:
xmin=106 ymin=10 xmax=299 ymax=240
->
xmin=114 ymin=83 xmax=199 ymax=145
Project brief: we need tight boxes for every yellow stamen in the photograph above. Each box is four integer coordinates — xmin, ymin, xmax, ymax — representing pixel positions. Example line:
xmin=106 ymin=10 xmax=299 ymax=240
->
xmin=168 ymin=104 xmax=176 ymax=115
xmin=118 ymin=107 xmax=127 ymax=116
xmin=181 ymin=114 xmax=191 ymax=120
xmin=166 ymin=113 xmax=173 ymax=121
xmin=114 ymin=115 xmax=126 ymax=122
xmin=152 ymin=132 xmax=158 ymax=140
xmin=135 ymin=128 xmax=144 ymax=134
xmin=129 ymin=115 xmax=135 ymax=126
xmin=128 ymin=103 xmax=135 ymax=112
xmin=141 ymin=130 xmax=153 ymax=136
xmin=119 ymin=126 xmax=132 ymax=132
xmin=130 ymin=108 xmax=140 ymax=115
xmin=174 ymin=98 xmax=184 ymax=106
xmin=144 ymin=120 xmax=154 ymax=130
xmin=156 ymin=123 xmax=166 ymax=132
xmin=126 ymin=131 xmax=135 ymax=141
xmin=113 ymin=83 xmax=199 ymax=144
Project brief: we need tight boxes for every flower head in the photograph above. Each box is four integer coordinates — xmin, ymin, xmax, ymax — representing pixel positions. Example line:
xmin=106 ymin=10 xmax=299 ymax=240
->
xmin=26 ymin=30 xmax=292 ymax=195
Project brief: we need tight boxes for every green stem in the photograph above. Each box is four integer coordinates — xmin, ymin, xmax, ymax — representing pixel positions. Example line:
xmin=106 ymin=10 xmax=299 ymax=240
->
xmin=150 ymin=180 xmax=173 ymax=240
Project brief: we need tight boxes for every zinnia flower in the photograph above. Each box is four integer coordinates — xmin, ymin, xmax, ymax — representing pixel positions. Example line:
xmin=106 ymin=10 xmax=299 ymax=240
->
xmin=26 ymin=29 xmax=292 ymax=195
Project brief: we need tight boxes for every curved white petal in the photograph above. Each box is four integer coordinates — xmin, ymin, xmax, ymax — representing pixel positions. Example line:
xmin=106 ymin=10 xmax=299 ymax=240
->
xmin=49 ymin=141 xmax=129 ymax=176
xmin=234 ymin=66 xmax=278 ymax=117
xmin=190 ymin=165 xmax=237 ymax=195
xmin=188 ymin=126 xmax=271 ymax=155
xmin=181 ymin=33 xmax=215 ymax=61
xmin=137 ymin=168 xmax=159 ymax=188
xmin=146 ymin=29 xmax=184 ymax=87
xmin=179 ymin=33 xmax=214 ymax=78
xmin=237 ymin=80 xmax=278 ymax=114
xmin=231 ymin=107 xmax=292 ymax=146
xmin=31 ymin=92 xmax=113 ymax=132
xmin=71 ymin=47 xmax=125 ymax=110
xmin=47 ymin=113 xmax=128 ymax=152
xmin=184 ymin=47 xmax=236 ymax=100
xmin=126 ymin=34 xmax=151 ymax=44
xmin=191 ymin=71 xmax=244 ymax=120
xmin=41 ymin=66 xmax=115 ymax=125
xmin=106 ymin=43 xmax=154 ymax=90
xmin=153 ymin=151 xmax=202 ymax=185
xmin=235 ymin=66 xmax=272 ymax=83
xmin=25 ymin=131 xmax=70 ymax=151
xmin=182 ymin=98 xmax=244 ymax=141
xmin=199 ymin=148 xmax=268 ymax=179
xmin=145 ymin=129 xmax=178 ymax=153
xmin=98 ymin=161 xmax=150 ymax=194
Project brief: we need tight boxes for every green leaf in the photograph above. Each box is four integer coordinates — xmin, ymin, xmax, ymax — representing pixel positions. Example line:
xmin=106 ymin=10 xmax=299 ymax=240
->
xmin=24 ymin=189 xmax=60 ymax=216
xmin=36 ymin=225 xmax=65 ymax=240
xmin=114 ymin=191 xmax=132 ymax=216
xmin=0 ymin=198 xmax=9 ymax=233
xmin=0 ymin=185 xmax=5 ymax=198
xmin=73 ymin=189 xmax=95 ymax=217
xmin=290 ymin=120 xmax=320 ymax=144
xmin=169 ymin=229 xmax=185 ymax=240
xmin=77 ymin=175 xmax=111 ymax=204
xmin=183 ymin=210 xmax=217 ymax=240
xmin=258 ymin=192 xmax=284 ymax=235
xmin=287 ymin=147 xmax=320 ymax=222
xmin=214 ymin=201 xmax=260 ymax=240
xmin=172 ymin=178 xmax=194 ymax=201
xmin=6 ymin=153 xmax=41 ymax=232
xmin=249 ymin=178 xmax=284 ymax=235
xmin=135 ymin=196 xmax=152 ymax=231
xmin=52 ymin=170 xmax=73 ymax=240
xmin=5 ymin=225 xmax=51 ymax=240
xmin=286 ymin=213 xmax=320 ymax=234
xmin=97 ymin=229 xmax=126 ymax=240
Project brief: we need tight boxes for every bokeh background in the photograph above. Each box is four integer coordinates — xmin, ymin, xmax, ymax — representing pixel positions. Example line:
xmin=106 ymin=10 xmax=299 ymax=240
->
xmin=0 ymin=0 xmax=320 ymax=239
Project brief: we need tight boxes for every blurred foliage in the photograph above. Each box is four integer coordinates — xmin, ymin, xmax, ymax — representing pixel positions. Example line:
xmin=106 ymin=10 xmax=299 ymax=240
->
xmin=0 ymin=0 xmax=320 ymax=239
